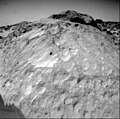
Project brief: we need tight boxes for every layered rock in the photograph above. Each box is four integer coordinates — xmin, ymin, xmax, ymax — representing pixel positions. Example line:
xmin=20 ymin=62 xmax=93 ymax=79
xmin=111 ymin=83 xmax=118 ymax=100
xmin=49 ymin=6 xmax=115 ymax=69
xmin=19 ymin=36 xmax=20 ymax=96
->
xmin=0 ymin=10 xmax=119 ymax=118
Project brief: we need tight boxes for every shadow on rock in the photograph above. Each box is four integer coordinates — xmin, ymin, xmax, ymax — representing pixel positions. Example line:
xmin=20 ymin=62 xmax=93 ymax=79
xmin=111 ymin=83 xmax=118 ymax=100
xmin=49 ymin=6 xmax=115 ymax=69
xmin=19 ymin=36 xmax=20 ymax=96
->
xmin=0 ymin=95 xmax=25 ymax=118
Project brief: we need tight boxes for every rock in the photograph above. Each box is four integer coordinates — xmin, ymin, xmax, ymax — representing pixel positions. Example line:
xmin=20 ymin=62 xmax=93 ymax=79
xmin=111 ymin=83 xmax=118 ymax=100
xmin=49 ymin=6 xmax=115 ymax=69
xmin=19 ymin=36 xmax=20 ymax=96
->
xmin=95 ymin=19 xmax=120 ymax=48
xmin=49 ymin=10 xmax=97 ymax=27
xmin=49 ymin=10 xmax=119 ymax=49
xmin=0 ymin=10 xmax=119 ymax=118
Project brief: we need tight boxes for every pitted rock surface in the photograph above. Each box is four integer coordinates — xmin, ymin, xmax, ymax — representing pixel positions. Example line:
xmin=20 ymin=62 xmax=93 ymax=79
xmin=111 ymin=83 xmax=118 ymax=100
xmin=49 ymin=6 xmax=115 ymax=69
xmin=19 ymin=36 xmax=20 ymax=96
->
xmin=0 ymin=11 xmax=119 ymax=118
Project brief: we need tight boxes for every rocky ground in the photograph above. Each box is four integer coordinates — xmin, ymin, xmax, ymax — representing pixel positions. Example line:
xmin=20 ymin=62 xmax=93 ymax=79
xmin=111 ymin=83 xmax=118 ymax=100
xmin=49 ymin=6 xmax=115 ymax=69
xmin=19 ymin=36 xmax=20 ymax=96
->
xmin=0 ymin=10 xmax=119 ymax=118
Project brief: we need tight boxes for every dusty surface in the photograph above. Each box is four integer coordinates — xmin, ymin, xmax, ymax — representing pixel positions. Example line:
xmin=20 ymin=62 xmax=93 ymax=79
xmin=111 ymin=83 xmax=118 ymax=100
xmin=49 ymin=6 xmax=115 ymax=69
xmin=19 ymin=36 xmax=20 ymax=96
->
xmin=0 ymin=11 xmax=119 ymax=118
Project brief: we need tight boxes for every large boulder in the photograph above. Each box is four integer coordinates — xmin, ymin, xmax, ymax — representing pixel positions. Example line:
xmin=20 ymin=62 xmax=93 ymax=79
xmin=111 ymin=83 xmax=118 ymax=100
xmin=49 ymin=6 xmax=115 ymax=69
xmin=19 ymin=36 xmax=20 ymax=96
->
xmin=0 ymin=10 xmax=119 ymax=118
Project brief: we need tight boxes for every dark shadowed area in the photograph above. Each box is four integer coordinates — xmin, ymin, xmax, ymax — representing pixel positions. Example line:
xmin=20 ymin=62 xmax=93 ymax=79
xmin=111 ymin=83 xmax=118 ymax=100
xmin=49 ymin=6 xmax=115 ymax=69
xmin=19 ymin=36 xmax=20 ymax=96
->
xmin=0 ymin=95 xmax=25 ymax=118
xmin=0 ymin=0 xmax=119 ymax=26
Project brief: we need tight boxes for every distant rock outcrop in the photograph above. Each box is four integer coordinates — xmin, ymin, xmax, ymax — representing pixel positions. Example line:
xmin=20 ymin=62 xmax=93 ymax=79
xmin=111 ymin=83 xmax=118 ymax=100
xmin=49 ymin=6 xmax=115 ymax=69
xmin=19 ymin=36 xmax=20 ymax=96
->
xmin=49 ymin=10 xmax=97 ymax=27
xmin=0 ymin=10 xmax=119 ymax=118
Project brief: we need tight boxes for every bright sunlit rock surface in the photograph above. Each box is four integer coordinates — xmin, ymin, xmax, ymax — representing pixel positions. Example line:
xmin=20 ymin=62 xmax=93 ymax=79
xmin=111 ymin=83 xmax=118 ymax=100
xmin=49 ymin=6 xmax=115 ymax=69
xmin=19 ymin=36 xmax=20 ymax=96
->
xmin=0 ymin=10 xmax=119 ymax=118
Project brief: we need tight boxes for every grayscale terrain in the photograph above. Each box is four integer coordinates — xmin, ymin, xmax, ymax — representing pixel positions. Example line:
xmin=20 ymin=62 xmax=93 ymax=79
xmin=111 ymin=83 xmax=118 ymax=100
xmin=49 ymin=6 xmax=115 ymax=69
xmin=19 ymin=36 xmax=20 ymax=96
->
xmin=0 ymin=10 xmax=119 ymax=118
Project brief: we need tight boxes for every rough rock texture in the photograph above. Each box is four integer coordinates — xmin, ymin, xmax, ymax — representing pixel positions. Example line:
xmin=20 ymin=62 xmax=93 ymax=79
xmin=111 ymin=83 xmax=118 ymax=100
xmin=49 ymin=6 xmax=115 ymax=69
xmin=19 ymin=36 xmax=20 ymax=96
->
xmin=0 ymin=10 xmax=119 ymax=118
xmin=95 ymin=19 xmax=120 ymax=48
xmin=49 ymin=10 xmax=97 ymax=27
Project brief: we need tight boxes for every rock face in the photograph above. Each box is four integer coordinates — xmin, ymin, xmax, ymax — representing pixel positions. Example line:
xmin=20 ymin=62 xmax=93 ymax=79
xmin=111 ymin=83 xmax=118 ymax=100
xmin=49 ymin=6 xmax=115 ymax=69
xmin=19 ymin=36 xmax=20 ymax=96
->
xmin=49 ymin=10 xmax=97 ymax=26
xmin=95 ymin=19 xmax=120 ymax=48
xmin=0 ymin=10 xmax=119 ymax=118
xmin=49 ymin=10 xmax=120 ymax=49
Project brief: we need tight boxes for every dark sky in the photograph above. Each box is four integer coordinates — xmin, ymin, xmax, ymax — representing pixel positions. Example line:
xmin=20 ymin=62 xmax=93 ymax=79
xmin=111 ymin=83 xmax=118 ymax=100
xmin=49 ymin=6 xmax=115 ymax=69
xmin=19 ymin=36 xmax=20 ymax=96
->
xmin=0 ymin=0 xmax=119 ymax=26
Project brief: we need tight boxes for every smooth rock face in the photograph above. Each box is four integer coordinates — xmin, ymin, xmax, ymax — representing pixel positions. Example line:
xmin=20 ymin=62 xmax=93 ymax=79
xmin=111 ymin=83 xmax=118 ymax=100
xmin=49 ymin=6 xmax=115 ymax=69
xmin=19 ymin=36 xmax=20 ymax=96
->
xmin=0 ymin=10 xmax=119 ymax=118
